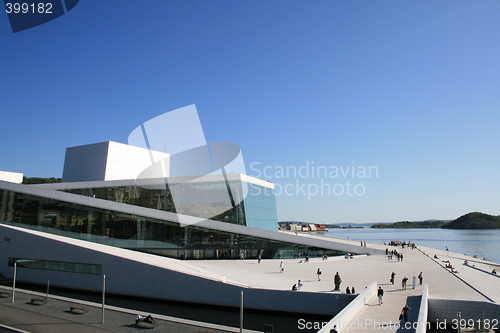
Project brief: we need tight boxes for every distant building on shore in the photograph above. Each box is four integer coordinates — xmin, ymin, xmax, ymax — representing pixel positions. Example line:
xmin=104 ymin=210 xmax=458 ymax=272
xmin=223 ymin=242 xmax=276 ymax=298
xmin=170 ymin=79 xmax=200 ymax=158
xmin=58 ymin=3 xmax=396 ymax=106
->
xmin=279 ymin=221 xmax=327 ymax=232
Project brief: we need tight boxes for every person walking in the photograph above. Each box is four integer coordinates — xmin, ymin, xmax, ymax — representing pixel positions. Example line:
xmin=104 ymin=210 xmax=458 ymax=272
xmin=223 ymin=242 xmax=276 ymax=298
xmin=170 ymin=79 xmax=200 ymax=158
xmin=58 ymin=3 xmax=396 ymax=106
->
xmin=400 ymin=304 xmax=411 ymax=323
xmin=280 ymin=261 xmax=284 ymax=273
xmin=418 ymin=272 xmax=423 ymax=285
xmin=317 ymin=268 xmax=322 ymax=281
xmin=298 ymin=280 xmax=303 ymax=290
xmin=402 ymin=277 xmax=408 ymax=290
xmin=377 ymin=286 xmax=384 ymax=305
xmin=258 ymin=255 xmax=261 ymax=263
xmin=390 ymin=272 xmax=396 ymax=284
xmin=334 ymin=272 xmax=342 ymax=290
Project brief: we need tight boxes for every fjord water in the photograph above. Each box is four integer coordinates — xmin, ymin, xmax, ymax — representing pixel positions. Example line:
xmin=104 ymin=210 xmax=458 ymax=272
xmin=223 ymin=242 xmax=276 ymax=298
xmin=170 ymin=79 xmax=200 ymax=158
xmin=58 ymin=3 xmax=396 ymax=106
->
xmin=324 ymin=228 xmax=500 ymax=264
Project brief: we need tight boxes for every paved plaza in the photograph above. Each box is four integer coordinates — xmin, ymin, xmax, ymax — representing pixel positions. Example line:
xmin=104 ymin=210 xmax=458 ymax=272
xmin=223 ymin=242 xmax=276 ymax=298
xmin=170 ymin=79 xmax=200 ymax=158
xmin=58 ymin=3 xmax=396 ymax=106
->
xmin=189 ymin=237 xmax=499 ymax=303
xmin=188 ymin=235 xmax=500 ymax=332
xmin=1 ymin=232 xmax=499 ymax=333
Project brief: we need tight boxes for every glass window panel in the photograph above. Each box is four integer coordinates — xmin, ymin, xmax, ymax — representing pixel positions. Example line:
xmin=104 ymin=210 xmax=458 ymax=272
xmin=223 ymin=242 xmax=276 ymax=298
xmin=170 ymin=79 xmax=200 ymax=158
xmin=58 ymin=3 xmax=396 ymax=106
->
xmin=8 ymin=258 xmax=101 ymax=275
xmin=2 ymin=183 xmax=347 ymax=260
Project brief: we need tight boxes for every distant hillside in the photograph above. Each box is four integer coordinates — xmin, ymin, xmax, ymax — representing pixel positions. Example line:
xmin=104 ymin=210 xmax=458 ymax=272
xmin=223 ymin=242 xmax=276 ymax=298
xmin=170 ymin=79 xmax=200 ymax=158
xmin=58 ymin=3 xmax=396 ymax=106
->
xmin=371 ymin=220 xmax=446 ymax=229
xmin=283 ymin=213 xmax=500 ymax=230
xmin=441 ymin=212 xmax=500 ymax=229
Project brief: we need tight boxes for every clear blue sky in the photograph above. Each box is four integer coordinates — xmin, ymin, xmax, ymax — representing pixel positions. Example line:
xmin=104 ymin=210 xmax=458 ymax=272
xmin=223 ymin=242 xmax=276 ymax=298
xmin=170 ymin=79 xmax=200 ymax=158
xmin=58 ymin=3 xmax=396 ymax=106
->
xmin=1 ymin=1 xmax=499 ymax=223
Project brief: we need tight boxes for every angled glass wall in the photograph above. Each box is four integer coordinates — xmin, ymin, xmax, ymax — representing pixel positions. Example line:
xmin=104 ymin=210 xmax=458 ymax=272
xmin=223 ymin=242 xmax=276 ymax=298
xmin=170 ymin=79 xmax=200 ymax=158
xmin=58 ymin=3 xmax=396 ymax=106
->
xmin=242 ymin=182 xmax=278 ymax=231
xmin=0 ymin=189 xmax=343 ymax=259
xmin=57 ymin=179 xmax=278 ymax=231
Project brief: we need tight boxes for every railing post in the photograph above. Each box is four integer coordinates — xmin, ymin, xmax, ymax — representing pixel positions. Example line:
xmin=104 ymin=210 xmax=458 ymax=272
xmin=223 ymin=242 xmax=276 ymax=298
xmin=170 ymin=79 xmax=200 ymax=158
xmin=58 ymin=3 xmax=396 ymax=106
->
xmin=240 ymin=290 xmax=244 ymax=333
xmin=101 ymin=274 xmax=106 ymax=324
xmin=11 ymin=262 xmax=17 ymax=303
xmin=46 ymin=279 xmax=50 ymax=298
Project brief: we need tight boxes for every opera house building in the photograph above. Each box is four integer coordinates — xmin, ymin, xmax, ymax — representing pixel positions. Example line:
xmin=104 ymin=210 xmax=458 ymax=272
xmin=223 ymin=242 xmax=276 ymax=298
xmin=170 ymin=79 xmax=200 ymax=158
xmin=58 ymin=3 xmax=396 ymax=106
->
xmin=0 ymin=139 xmax=371 ymax=313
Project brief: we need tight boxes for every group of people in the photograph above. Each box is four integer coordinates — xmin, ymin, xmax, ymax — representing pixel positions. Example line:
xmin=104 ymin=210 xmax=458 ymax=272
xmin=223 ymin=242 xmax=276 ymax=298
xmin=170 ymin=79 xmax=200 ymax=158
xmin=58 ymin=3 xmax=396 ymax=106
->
xmin=445 ymin=259 xmax=466 ymax=273
xmin=386 ymin=248 xmax=403 ymax=261
xmin=389 ymin=271 xmax=423 ymax=288
xmin=345 ymin=286 xmax=356 ymax=294
xmin=386 ymin=240 xmax=415 ymax=248
xmin=377 ymin=287 xmax=411 ymax=322
xmin=332 ymin=272 xmax=356 ymax=294
xmin=472 ymin=255 xmax=488 ymax=260
xmin=296 ymin=253 xmax=310 ymax=263
xmin=443 ymin=260 xmax=454 ymax=269
xmin=464 ymin=259 xmax=497 ymax=275
xmin=291 ymin=270 xmax=354 ymax=293
xmin=292 ymin=279 xmax=304 ymax=291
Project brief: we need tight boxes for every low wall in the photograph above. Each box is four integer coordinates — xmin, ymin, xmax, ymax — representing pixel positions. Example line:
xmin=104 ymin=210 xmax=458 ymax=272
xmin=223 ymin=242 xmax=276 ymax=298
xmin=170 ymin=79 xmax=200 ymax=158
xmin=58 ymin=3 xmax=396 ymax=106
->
xmin=428 ymin=298 xmax=500 ymax=326
xmin=415 ymin=284 xmax=429 ymax=333
xmin=418 ymin=247 xmax=496 ymax=303
xmin=464 ymin=263 xmax=500 ymax=278
xmin=245 ymin=288 xmax=351 ymax=316
xmin=0 ymin=224 xmax=350 ymax=316
xmin=317 ymin=281 xmax=377 ymax=333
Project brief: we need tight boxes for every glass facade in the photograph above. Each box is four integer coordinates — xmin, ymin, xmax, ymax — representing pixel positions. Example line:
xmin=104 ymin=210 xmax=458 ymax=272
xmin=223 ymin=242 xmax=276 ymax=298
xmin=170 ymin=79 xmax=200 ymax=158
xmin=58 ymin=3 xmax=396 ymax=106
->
xmin=243 ymin=182 xmax=278 ymax=231
xmin=58 ymin=179 xmax=278 ymax=231
xmin=0 ymin=189 xmax=344 ymax=259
